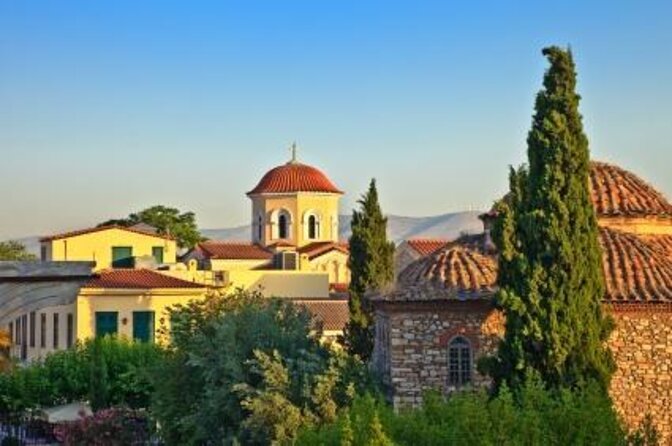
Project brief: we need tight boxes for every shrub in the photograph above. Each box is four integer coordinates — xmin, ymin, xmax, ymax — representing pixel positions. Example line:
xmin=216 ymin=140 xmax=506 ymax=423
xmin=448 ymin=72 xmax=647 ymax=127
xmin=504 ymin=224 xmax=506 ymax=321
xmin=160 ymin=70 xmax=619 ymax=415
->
xmin=0 ymin=337 xmax=163 ymax=414
xmin=54 ymin=407 xmax=150 ymax=446
xmin=296 ymin=381 xmax=631 ymax=446
xmin=151 ymin=289 xmax=374 ymax=445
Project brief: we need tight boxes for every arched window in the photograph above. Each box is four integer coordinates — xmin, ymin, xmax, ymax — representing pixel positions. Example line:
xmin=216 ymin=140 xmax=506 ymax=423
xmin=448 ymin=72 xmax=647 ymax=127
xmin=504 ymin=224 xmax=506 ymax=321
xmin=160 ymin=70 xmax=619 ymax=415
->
xmin=257 ymin=215 xmax=263 ymax=241
xmin=448 ymin=336 xmax=472 ymax=387
xmin=308 ymin=215 xmax=318 ymax=239
xmin=278 ymin=214 xmax=288 ymax=239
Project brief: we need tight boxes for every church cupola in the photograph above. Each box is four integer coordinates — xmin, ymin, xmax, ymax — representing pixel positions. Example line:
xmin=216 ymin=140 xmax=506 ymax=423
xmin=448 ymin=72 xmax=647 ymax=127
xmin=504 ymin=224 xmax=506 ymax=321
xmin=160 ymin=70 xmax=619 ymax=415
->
xmin=247 ymin=144 xmax=343 ymax=248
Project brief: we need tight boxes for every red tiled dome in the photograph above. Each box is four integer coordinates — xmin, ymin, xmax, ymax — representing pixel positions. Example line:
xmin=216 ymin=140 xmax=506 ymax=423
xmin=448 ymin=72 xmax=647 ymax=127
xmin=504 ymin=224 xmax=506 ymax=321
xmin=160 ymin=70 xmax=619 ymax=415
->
xmin=590 ymin=162 xmax=672 ymax=217
xmin=247 ymin=162 xmax=343 ymax=195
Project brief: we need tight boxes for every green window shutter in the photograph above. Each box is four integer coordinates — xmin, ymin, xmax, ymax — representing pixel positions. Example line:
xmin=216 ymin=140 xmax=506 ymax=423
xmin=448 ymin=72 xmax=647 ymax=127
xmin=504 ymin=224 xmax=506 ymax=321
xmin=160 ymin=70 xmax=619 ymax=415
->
xmin=133 ymin=311 xmax=154 ymax=343
xmin=111 ymin=247 xmax=133 ymax=268
xmin=95 ymin=312 xmax=118 ymax=338
xmin=152 ymin=247 xmax=164 ymax=264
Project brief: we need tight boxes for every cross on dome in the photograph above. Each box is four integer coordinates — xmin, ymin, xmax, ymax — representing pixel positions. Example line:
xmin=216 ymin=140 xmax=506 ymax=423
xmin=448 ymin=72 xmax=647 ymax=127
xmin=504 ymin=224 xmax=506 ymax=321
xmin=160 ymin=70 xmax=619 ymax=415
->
xmin=289 ymin=141 xmax=298 ymax=164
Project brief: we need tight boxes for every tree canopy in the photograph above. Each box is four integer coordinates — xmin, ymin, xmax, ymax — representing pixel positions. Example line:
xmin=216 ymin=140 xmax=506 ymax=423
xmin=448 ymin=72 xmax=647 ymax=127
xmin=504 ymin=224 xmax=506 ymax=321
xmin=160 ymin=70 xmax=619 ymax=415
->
xmin=342 ymin=179 xmax=395 ymax=361
xmin=151 ymin=289 xmax=372 ymax=445
xmin=487 ymin=46 xmax=614 ymax=391
xmin=98 ymin=205 xmax=204 ymax=249
xmin=0 ymin=241 xmax=37 ymax=261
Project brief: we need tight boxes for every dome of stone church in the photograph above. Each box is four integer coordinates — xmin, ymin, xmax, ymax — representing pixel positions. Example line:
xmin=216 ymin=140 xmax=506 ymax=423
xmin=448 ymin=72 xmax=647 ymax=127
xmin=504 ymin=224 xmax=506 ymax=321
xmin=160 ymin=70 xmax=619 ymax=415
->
xmin=247 ymin=161 xmax=343 ymax=195
xmin=398 ymin=245 xmax=497 ymax=295
xmin=590 ymin=162 xmax=672 ymax=217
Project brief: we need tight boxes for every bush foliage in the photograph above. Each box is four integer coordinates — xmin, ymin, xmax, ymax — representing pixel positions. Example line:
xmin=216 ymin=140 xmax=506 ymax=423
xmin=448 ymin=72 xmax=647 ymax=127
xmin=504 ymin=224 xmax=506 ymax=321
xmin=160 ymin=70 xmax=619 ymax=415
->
xmin=150 ymin=289 xmax=374 ymax=445
xmin=297 ymin=380 xmax=650 ymax=446
xmin=0 ymin=337 xmax=163 ymax=413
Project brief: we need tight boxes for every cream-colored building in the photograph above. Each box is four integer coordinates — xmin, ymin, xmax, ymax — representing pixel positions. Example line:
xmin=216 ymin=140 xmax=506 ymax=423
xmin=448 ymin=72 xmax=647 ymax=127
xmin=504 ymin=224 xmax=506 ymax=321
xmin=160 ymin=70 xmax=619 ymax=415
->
xmin=40 ymin=225 xmax=177 ymax=271
xmin=184 ymin=150 xmax=351 ymax=290
xmin=2 ymin=150 xmax=351 ymax=361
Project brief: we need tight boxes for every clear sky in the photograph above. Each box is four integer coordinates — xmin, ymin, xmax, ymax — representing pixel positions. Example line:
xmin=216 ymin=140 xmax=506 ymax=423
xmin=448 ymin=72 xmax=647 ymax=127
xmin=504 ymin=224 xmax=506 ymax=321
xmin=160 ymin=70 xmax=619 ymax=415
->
xmin=1 ymin=1 xmax=671 ymax=240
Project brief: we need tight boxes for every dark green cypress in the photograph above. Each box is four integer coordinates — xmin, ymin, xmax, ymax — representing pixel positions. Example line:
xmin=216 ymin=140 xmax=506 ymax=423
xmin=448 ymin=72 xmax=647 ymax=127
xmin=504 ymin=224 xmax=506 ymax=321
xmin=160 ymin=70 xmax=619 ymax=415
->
xmin=342 ymin=179 xmax=395 ymax=360
xmin=489 ymin=47 xmax=615 ymax=391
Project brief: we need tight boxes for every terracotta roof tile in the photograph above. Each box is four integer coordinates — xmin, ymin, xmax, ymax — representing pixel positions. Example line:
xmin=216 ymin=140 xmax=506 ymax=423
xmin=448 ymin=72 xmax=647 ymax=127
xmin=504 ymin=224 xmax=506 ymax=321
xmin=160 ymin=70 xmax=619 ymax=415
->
xmin=197 ymin=242 xmax=273 ymax=260
xmin=488 ymin=162 xmax=672 ymax=219
xmin=590 ymin=162 xmax=672 ymax=217
xmin=40 ymin=225 xmax=174 ymax=243
xmin=248 ymin=162 xmax=343 ymax=195
xmin=406 ymin=239 xmax=450 ymax=257
xmin=293 ymin=298 xmax=349 ymax=331
xmin=83 ymin=269 xmax=204 ymax=289
xmin=599 ymin=228 xmax=672 ymax=302
xmin=298 ymin=241 xmax=349 ymax=260
xmin=398 ymin=244 xmax=497 ymax=298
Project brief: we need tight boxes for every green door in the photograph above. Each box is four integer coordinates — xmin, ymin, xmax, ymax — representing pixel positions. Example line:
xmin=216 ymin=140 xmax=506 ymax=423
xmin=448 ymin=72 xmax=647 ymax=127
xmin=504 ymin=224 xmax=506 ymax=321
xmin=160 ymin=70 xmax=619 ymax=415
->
xmin=151 ymin=247 xmax=164 ymax=264
xmin=95 ymin=312 xmax=118 ymax=337
xmin=133 ymin=311 xmax=155 ymax=343
xmin=111 ymin=246 xmax=133 ymax=268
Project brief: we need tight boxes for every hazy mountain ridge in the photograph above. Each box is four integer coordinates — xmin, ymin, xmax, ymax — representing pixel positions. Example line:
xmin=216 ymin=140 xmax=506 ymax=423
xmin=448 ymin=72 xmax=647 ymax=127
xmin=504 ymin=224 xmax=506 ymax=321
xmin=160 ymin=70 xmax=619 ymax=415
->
xmin=8 ymin=211 xmax=484 ymax=256
xmin=201 ymin=211 xmax=484 ymax=244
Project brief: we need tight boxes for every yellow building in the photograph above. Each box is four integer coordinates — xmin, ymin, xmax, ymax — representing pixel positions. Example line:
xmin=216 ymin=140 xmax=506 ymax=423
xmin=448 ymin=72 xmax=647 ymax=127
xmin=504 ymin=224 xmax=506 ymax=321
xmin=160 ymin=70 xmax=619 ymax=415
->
xmin=40 ymin=225 xmax=177 ymax=271
xmin=184 ymin=148 xmax=351 ymax=290
xmin=2 ymin=148 xmax=351 ymax=361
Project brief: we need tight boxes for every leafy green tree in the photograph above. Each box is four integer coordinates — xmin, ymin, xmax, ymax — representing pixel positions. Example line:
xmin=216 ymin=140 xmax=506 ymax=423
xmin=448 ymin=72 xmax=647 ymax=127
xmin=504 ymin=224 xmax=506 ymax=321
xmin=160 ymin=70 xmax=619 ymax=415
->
xmin=487 ymin=47 xmax=615 ymax=391
xmin=342 ymin=179 xmax=395 ymax=360
xmin=98 ymin=205 xmax=204 ymax=249
xmin=150 ymin=289 xmax=372 ymax=445
xmin=0 ymin=241 xmax=36 ymax=261
xmin=0 ymin=337 xmax=162 ymax=413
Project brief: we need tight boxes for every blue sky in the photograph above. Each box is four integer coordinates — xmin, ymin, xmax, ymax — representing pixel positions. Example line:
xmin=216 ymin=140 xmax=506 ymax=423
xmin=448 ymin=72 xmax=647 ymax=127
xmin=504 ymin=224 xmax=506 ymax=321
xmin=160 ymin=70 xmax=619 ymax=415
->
xmin=1 ymin=1 xmax=671 ymax=239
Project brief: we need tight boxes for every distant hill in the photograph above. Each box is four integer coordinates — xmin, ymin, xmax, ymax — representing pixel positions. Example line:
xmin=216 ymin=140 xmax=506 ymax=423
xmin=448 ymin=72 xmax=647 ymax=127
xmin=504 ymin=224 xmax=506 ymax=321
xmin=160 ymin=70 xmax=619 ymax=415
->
xmin=201 ymin=211 xmax=484 ymax=244
xmin=7 ymin=211 xmax=484 ymax=256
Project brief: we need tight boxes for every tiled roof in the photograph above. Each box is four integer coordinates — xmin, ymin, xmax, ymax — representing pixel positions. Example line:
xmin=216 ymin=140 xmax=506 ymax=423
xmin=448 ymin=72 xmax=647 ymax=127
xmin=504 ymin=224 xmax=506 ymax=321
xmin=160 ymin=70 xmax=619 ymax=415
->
xmin=40 ymin=225 xmax=174 ymax=242
xmin=406 ymin=239 xmax=449 ymax=257
xmin=83 ymin=269 xmax=204 ymax=289
xmin=398 ymin=245 xmax=497 ymax=295
xmin=293 ymin=299 xmax=350 ymax=331
xmin=486 ymin=162 xmax=672 ymax=219
xmin=298 ymin=241 xmax=349 ymax=260
xmin=197 ymin=242 xmax=273 ymax=260
xmin=392 ymin=228 xmax=672 ymax=303
xmin=599 ymin=228 xmax=672 ymax=302
xmin=247 ymin=162 xmax=343 ymax=195
xmin=589 ymin=162 xmax=672 ymax=217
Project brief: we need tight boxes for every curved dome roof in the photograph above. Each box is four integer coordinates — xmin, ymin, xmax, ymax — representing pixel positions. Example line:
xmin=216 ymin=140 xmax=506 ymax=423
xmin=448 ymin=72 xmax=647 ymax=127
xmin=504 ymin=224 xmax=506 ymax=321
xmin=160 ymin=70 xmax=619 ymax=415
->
xmin=247 ymin=161 xmax=343 ymax=195
xmin=399 ymin=245 xmax=497 ymax=295
xmin=590 ymin=161 xmax=672 ymax=217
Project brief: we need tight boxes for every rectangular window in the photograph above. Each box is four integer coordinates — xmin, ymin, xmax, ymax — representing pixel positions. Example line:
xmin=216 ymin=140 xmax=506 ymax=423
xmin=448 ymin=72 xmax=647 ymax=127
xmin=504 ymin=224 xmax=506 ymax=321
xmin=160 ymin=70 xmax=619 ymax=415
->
xmin=151 ymin=247 xmax=164 ymax=264
xmin=67 ymin=314 xmax=74 ymax=348
xmin=111 ymin=247 xmax=134 ymax=268
xmin=53 ymin=313 xmax=59 ymax=349
xmin=21 ymin=315 xmax=27 ymax=360
xmin=133 ymin=311 xmax=155 ymax=343
xmin=40 ymin=245 xmax=47 ymax=261
xmin=15 ymin=317 xmax=20 ymax=345
xmin=40 ymin=313 xmax=47 ymax=348
xmin=8 ymin=322 xmax=13 ymax=344
xmin=29 ymin=312 xmax=36 ymax=348
xmin=95 ymin=312 xmax=118 ymax=338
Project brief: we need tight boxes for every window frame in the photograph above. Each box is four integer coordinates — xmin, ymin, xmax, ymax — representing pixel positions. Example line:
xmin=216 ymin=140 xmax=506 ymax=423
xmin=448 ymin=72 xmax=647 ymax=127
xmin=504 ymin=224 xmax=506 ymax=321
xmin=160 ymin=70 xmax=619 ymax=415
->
xmin=95 ymin=311 xmax=119 ymax=338
xmin=447 ymin=336 xmax=472 ymax=387
xmin=53 ymin=313 xmax=59 ymax=349
xmin=151 ymin=246 xmax=164 ymax=264
xmin=132 ymin=311 xmax=155 ymax=343
xmin=111 ymin=246 xmax=134 ymax=268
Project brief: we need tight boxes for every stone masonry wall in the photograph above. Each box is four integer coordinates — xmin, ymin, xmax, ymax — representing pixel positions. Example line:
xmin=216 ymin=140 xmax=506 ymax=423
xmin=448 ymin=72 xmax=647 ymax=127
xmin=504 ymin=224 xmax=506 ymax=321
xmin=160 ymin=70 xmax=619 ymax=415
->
xmin=608 ymin=305 xmax=672 ymax=443
xmin=382 ymin=302 xmax=504 ymax=408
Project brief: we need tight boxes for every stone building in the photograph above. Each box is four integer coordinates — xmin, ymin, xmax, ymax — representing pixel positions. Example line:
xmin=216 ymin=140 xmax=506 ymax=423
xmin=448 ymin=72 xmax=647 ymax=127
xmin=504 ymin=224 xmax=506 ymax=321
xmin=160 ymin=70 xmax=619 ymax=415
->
xmin=373 ymin=161 xmax=672 ymax=440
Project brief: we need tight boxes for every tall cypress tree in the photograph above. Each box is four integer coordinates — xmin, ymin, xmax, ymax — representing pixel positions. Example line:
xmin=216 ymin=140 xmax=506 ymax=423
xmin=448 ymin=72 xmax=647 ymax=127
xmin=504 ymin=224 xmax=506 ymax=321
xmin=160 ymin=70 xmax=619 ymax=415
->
xmin=489 ymin=47 xmax=614 ymax=391
xmin=343 ymin=179 xmax=395 ymax=360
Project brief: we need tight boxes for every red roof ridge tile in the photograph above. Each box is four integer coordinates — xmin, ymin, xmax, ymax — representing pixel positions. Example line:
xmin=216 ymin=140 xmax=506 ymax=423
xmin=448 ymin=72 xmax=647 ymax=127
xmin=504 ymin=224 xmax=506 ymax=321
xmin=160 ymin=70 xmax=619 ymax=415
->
xmin=83 ymin=269 xmax=204 ymax=289
xmin=40 ymin=225 xmax=174 ymax=243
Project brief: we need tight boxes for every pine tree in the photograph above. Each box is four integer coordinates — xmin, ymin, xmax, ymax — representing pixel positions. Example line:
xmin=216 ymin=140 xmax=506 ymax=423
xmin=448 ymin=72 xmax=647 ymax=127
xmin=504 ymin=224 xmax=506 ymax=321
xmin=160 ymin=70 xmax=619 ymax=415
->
xmin=342 ymin=179 xmax=395 ymax=360
xmin=489 ymin=47 xmax=615 ymax=391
